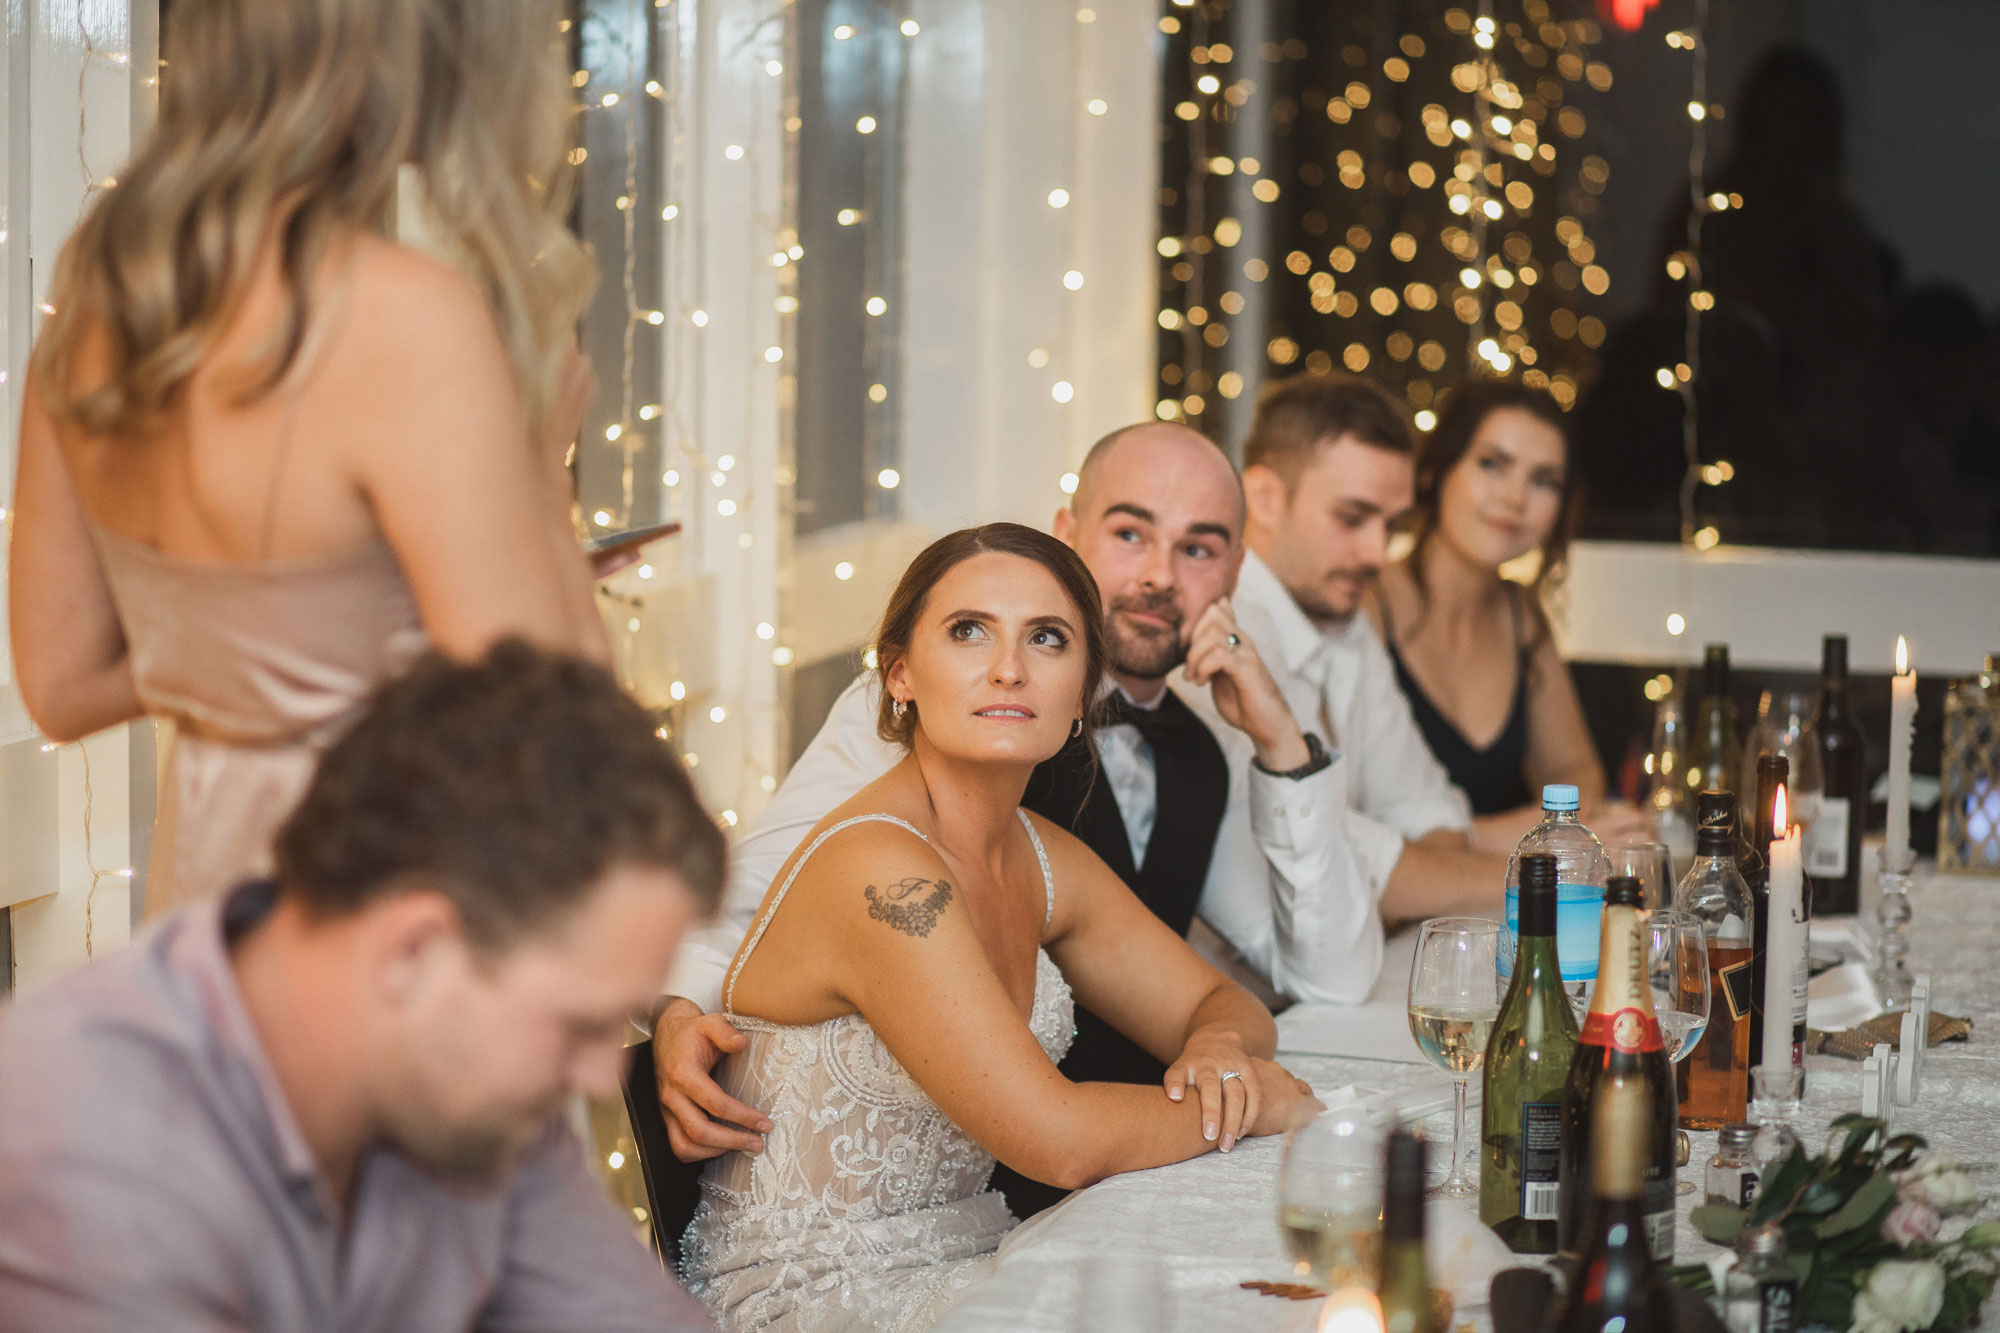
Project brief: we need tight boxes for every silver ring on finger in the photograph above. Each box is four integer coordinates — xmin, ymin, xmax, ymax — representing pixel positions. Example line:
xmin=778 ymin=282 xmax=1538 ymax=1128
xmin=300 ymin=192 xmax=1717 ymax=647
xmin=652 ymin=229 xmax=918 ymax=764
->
xmin=1224 ymin=632 xmax=1241 ymax=650
xmin=1219 ymin=1069 xmax=1244 ymax=1085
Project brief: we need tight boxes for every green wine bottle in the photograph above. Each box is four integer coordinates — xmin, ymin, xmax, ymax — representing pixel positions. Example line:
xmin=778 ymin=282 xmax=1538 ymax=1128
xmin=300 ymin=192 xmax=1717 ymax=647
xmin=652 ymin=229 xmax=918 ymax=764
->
xmin=1481 ymin=851 xmax=1579 ymax=1252
xmin=1379 ymin=1127 xmax=1434 ymax=1333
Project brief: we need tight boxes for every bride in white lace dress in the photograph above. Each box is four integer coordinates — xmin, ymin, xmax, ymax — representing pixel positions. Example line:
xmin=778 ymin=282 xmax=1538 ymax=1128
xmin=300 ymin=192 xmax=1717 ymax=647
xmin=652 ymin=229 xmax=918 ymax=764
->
xmin=679 ymin=525 xmax=1319 ymax=1332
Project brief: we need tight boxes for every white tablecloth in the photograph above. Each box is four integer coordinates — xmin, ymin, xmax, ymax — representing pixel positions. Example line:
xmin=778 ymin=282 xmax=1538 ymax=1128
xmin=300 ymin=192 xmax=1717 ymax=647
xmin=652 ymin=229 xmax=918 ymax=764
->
xmin=937 ymin=871 xmax=2000 ymax=1333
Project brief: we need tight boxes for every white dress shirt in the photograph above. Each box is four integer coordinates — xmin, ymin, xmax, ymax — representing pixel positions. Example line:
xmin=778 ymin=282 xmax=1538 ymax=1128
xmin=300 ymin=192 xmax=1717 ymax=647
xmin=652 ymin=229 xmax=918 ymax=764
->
xmin=664 ymin=663 xmax=1380 ymax=1010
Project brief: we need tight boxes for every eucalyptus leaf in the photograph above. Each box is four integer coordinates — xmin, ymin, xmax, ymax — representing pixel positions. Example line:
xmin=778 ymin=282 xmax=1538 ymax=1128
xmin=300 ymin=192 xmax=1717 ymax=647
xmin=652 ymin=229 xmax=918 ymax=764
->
xmin=1750 ymin=1150 xmax=1810 ymax=1223
xmin=1692 ymin=1203 xmax=1747 ymax=1245
xmin=1817 ymin=1174 xmax=1899 ymax=1238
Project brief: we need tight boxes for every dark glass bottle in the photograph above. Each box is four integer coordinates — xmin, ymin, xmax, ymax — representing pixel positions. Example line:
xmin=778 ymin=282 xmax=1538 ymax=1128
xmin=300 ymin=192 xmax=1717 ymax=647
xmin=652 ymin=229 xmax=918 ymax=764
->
xmin=1746 ymin=755 xmax=1786 ymax=1070
xmin=1550 ymin=1077 xmax=1669 ymax=1333
xmin=1675 ymin=792 xmax=1755 ymax=1129
xmin=1379 ymin=1128 xmax=1435 ymax=1333
xmin=1804 ymin=634 xmax=1867 ymax=914
xmin=1482 ymin=852 xmax=1580 ymax=1253
xmin=1558 ymin=877 xmax=1678 ymax=1262
xmin=1687 ymin=644 xmax=1743 ymax=815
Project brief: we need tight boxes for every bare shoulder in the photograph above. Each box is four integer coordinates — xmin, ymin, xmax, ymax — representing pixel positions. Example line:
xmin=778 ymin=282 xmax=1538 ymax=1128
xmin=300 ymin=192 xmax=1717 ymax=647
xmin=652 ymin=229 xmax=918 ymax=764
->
xmin=784 ymin=813 xmax=964 ymax=943
xmin=334 ymin=238 xmax=515 ymax=385
xmin=1016 ymin=807 xmax=1123 ymax=925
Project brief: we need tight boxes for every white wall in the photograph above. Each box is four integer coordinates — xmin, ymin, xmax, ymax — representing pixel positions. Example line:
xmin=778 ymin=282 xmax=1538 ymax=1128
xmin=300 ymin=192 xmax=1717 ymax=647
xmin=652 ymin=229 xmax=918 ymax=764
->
xmin=1 ymin=0 xmax=153 ymax=988
xmin=1554 ymin=540 xmax=2000 ymax=676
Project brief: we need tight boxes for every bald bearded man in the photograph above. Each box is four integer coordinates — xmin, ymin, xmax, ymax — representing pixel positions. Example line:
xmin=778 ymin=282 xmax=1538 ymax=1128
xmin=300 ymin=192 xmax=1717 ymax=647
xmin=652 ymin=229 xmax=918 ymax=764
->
xmin=655 ymin=423 xmax=1352 ymax=1219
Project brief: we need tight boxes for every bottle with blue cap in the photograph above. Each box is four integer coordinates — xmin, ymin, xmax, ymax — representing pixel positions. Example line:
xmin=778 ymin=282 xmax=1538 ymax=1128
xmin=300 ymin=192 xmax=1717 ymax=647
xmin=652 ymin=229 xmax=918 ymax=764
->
xmin=1501 ymin=783 xmax=1610 ymax=1008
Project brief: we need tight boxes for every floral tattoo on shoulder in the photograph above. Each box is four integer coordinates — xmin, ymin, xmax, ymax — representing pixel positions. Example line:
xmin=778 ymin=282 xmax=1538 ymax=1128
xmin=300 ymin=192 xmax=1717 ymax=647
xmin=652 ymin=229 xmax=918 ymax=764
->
xmin=864 ymin=877 xmax=954 ymax=938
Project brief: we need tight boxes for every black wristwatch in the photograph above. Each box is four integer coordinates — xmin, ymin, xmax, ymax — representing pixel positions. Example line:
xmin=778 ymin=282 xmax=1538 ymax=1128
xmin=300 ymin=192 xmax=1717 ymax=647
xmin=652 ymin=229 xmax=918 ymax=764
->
xmin=1254 ymin=731 xmax=1332 ymax=780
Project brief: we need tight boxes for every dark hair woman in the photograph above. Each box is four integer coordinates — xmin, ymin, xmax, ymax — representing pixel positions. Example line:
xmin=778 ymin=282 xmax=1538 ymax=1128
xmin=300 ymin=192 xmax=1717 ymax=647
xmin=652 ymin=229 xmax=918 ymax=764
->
xmin=680 ymin=524 xmax=1318 ymax=1332
xmin=1366 ymin=381 xmax=1650 ymax=852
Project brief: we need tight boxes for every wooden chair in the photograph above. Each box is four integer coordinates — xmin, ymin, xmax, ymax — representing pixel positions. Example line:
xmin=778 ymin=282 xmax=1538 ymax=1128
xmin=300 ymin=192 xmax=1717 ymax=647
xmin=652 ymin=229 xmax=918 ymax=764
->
xmin=620 ymin=1039 xmax=707 ymax=1270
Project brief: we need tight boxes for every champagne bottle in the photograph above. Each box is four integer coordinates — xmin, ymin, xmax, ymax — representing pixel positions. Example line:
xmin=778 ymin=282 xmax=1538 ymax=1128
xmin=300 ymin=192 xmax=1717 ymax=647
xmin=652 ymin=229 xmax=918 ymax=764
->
xmin=1550 ymin=1077 xmax=1669 ymax=1333
xmin=1687 ymin=644 xmax=1743 ymax=813
xmin=1746 ymin=754 xmax=1785 ymax=1071
xmin=1558 ymin=876 xmax=1678 ymax=1262
xmin=1482 ymin=851 xmax=1579 ymax=1253
xmin=1804 ymin=634 xmax=1866 ymax=914
xmin=1379 ymin=1127 xmax=1434 ymax=1333
xmin=1675 ymin=791 xmax=1755 ymax=1128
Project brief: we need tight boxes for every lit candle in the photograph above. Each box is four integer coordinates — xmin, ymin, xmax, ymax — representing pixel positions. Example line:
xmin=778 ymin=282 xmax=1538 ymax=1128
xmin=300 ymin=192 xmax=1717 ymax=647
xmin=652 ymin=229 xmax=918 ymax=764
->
xmin=1763 ymin=785 xmax=1804 ymax=1077
xmin=1887 ymin=636 xmax=1916 ymax=874
xmin=1319 ymin=1287 xmax=1386 ymax=1333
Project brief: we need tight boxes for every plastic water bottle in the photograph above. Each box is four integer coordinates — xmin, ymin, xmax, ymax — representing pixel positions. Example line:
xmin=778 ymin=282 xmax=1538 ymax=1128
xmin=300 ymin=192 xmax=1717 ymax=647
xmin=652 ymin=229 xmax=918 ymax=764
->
xmin=1502 ymin=784 xmax=1611 ymax=1008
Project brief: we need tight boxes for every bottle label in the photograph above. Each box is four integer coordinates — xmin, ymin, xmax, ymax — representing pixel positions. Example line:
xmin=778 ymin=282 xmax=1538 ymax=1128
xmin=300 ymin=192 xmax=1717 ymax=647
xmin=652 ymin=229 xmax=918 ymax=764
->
xmin=1760 ymin=1280 xmax=1799 ymax=1333
xmin=1718 ymin=956 xmax=1756 ymax=1021
xmin=1645 ymin=1195 xmax=1676 ymax=1262
xmin=1521 ymin=1103 xmax=1562 ymax=1220
xmin=1804 ymin=797 xmax=1850 ymax=877
xmin=1499 ymin=882 xmax=1602 ymax=981
xmin=1580 ymin=1006 xmax=1665 ymax=1053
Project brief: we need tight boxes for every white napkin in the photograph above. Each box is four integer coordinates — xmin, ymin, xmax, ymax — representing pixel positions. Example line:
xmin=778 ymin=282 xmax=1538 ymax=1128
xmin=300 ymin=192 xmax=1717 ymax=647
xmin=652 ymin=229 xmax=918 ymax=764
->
xmin=1276 ymin=1001 xmax=1428 ymax=1064
xmin=1807 ymin=961 xmax=1885 ymax=1032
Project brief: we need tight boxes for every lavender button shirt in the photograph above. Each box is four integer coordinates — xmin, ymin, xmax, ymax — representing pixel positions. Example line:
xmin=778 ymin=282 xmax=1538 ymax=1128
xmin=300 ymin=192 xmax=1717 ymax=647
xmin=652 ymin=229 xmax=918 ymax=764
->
xmin=0 ymin=881 xmax=713 ymax=1333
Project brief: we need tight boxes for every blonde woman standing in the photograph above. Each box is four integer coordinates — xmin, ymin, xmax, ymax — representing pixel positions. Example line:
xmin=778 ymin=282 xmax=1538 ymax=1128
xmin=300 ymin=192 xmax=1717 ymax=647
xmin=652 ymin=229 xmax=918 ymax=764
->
xmin=10 ymin=0 xmax=608 ymax=915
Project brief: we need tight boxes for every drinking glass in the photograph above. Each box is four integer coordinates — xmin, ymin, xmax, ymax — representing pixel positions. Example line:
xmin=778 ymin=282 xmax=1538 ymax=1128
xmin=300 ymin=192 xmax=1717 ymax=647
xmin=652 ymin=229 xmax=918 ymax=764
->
xmin=1645 ymin=697 xmax=1696 ymax=869
xmin=1744 ymin=689 xmax=1824 ymax=834
xmin=1648 ymin=908 xmax=1711 ymax=1194
xmin=1407 ymin=917 xmax=1502 ymax=1198
xmin=1276 ymin=1110 xmax=1384 ymax=1291
xmin=1615 ymin=839 xmax=1677 ymax=910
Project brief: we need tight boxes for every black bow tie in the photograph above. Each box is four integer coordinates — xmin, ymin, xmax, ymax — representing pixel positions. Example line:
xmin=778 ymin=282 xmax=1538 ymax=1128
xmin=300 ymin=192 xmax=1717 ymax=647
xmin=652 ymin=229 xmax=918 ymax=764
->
xmin=1099 ymin=692 xmax=1188 ymax=742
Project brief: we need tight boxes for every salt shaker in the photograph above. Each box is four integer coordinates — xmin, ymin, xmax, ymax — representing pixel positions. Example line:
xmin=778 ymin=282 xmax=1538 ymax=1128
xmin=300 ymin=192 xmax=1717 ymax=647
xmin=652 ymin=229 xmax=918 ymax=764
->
xmin=1707 ymin=1124 xmax=1759 ymax=1208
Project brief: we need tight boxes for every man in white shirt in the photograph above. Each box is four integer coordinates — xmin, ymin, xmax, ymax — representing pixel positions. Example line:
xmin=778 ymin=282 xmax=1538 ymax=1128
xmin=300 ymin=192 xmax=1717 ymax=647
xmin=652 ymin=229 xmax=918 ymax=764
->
xmin=653 ymin=423 xmax=1363 ymax=1206
xmin=1224 ymin=372 xmax=1507 ymax=936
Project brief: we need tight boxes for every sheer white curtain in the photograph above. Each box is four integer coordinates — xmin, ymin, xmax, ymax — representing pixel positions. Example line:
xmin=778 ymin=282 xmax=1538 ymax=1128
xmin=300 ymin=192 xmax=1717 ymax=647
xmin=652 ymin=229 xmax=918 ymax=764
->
xmin=0 ymin=0 xmax=156 ymax=987
xmin=636 ymin=0 xmax=1164 ymax=833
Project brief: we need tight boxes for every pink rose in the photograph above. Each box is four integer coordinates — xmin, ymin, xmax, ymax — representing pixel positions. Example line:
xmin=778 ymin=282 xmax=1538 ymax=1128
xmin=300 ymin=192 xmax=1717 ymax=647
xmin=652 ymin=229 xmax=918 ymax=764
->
xmin=1881 ymin=1199 xmax=1942 ymax=1249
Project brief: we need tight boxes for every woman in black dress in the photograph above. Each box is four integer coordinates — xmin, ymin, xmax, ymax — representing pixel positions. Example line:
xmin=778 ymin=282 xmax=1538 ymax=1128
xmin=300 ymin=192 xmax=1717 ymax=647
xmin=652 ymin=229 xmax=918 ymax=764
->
xmin=1367 ymin=381 xmax=1649 ymax=853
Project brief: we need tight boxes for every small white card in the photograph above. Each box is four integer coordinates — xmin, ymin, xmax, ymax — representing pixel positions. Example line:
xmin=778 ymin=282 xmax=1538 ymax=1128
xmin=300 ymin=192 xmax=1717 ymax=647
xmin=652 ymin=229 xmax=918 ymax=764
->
xmin=1897 ymin=1012 xmax=1924 ymax=1104
xmin=1873 ymin=1042 xmax=1897 ymax=1121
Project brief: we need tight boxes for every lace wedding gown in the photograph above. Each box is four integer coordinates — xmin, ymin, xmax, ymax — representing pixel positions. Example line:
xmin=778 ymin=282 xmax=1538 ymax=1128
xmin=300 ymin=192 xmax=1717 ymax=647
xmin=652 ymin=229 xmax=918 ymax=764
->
xmin=681 ymin=811 xmax=1076 ymax=1333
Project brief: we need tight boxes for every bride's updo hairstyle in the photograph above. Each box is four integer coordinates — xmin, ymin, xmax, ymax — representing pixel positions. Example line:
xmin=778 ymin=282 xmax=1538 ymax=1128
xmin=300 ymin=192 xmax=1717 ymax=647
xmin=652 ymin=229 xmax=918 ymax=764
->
xmin=872 ymin=524 xmax=1108 ymax=750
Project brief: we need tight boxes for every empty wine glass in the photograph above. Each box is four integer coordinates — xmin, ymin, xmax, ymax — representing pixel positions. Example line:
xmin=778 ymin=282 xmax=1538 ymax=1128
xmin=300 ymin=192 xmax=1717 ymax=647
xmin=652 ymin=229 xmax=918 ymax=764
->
xmin=1276 ymin=1110 xmax=1384 ymax=1292
xmin=1648 ymin=908 xmax=1710 ymax=1194
xmin=1407 ymin=918 xmax=1502 ymax=1198
xmin=1615 ymin=840 xmax=1677 ymax=910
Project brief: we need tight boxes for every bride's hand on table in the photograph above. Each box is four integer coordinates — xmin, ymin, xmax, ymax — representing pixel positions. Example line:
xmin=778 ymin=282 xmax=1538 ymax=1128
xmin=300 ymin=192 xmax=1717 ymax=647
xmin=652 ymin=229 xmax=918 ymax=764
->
xmin=1166 ymin=1034 xmax=1323 ymax=1152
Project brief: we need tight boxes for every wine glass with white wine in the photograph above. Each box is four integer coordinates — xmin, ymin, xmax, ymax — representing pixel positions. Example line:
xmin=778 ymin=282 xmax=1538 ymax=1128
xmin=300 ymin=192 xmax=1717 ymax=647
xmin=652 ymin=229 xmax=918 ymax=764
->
xmin=1407 ymin=917 xmax=1503 ymax=1198
xmin=1647 ymin=908 xmax=1710 ymax=1194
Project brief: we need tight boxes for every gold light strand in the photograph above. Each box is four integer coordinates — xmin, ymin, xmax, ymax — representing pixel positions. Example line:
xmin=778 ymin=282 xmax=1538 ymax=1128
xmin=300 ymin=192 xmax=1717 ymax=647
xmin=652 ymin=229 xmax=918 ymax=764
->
xmin=1671 ymin=0 xmax=1722 ymax=549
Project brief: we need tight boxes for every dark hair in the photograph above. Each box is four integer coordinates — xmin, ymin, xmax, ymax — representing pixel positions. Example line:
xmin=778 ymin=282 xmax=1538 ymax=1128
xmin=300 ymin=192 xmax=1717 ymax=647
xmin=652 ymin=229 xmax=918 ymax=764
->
xmin=1408 ymin=378 xmax=1580 ymax=645
xmin=873 ymin=523 xmax=1108 ymax=751
xmin=275 ymin=639 xmax=725 ymax=947
xmin=1241 ymin=371 xmax=1413 ymax=487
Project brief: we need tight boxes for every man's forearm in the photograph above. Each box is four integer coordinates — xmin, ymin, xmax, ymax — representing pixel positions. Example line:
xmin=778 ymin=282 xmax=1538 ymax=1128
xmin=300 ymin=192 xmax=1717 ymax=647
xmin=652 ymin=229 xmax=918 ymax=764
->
xmin=1381 ymin=842 xmax=1506 ymax=926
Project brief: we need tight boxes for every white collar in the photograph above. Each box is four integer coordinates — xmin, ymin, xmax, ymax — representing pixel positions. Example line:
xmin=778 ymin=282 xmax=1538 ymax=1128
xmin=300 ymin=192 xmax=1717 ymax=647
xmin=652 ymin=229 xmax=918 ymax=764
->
xmin=1234 ymin=548 xmax=1341 ymax=677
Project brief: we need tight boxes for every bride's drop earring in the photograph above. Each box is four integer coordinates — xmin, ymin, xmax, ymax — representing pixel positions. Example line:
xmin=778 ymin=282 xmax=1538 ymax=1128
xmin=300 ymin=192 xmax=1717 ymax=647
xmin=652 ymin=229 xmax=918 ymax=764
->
xmin=1071 ymin=717 xmax=1083 ymax=738
xmin=892 ymin=698 xmax=909 ymax=720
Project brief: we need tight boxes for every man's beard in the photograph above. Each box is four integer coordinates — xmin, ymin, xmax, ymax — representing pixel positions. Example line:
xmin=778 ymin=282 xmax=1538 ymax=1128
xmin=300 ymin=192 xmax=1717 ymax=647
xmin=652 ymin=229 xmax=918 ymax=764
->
xmin=1106 ymin=589 xmax=1186 ymax=680
xmin=390 ymin=1101 xmax=559 ymax=1192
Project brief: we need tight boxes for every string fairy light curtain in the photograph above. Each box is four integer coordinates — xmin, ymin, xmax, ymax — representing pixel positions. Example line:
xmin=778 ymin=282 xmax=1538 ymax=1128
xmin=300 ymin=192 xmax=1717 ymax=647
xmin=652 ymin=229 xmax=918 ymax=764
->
xmin=1155 ymin=0 xmax=1617 ymax=450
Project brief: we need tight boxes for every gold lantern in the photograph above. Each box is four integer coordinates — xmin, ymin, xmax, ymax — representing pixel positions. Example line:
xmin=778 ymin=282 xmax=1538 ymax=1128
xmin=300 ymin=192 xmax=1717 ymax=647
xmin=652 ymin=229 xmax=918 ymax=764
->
xmin=1939 ymin=653 xmax=2000 ymax=876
